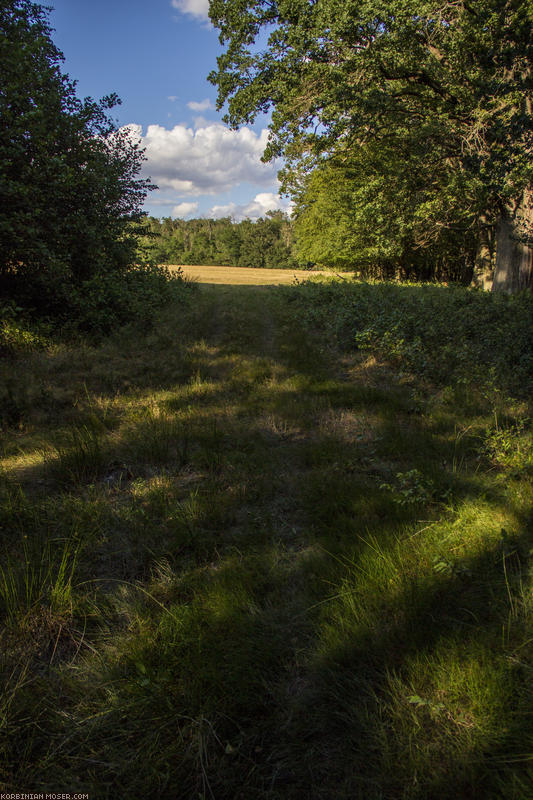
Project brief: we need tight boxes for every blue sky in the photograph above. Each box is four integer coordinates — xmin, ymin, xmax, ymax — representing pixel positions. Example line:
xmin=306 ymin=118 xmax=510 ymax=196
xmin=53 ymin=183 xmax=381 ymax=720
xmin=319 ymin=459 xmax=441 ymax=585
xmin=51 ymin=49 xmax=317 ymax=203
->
xmin=48 ymin=0 xmax=289 ymax=220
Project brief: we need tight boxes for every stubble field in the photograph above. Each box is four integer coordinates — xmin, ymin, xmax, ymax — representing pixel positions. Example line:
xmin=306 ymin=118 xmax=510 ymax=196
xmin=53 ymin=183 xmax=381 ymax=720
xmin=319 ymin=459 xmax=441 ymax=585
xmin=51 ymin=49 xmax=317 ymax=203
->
xmin=170 ymin=264 xmax=329 ymax=284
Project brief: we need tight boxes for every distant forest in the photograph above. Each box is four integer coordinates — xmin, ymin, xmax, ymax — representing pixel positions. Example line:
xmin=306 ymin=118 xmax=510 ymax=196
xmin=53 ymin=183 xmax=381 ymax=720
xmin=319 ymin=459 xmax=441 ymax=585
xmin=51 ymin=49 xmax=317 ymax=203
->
xmin=138 ymin=212 xmax=301 ymax=269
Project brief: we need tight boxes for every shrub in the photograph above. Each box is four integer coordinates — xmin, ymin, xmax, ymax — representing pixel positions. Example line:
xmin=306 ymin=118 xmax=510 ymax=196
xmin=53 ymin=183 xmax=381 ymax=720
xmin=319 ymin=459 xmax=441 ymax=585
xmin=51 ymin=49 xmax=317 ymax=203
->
xmin=64 ymin=264 xmax=193 ymax=336
xmin=285 ymin=280 xmax=533 ymax=399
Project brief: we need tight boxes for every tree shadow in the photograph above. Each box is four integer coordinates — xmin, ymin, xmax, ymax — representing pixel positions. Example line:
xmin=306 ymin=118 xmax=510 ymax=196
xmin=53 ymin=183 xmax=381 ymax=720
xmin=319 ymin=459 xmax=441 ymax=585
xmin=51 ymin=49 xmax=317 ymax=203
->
xmin=1 ymin=283 xmax=532 ymax=798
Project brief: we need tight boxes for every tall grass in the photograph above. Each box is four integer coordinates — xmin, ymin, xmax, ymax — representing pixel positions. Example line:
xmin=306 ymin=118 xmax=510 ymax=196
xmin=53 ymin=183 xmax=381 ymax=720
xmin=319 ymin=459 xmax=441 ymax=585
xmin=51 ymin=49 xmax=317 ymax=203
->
xmin=0 ymin=280 xmax=531 ymax=798
xmin=0 ymin=532 xmax=79 ymax=625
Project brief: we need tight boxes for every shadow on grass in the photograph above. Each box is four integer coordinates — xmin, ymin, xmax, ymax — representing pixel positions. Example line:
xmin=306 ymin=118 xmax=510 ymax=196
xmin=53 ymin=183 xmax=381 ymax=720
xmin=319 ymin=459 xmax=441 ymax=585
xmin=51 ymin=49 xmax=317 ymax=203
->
xmin=23 ymin=504 xmax=530 ymax=799
xmin=1 ymin=283 xmax=532 ymax=798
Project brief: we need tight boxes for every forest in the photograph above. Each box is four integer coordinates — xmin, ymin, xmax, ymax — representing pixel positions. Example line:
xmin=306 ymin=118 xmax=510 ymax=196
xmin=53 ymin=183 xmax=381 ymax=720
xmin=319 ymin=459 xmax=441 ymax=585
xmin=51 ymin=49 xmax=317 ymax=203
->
xmin=1 ymin=1 xmax=533 ymax=799
xmin=138 ymin=212 xmax=298 ymax=269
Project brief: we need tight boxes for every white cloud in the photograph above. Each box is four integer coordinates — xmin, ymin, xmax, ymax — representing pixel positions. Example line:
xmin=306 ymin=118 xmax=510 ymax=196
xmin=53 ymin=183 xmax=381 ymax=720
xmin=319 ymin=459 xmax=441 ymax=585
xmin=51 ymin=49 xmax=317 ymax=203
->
xmin=208 ymin=193 xmax=292 ymax=221
xmin=130 ymin=122 xmax=279 ymax=196
xmin=191 ymin=115 xmax=209 ymax=129
xmin=171 ymin=0 xmax=209 ymax=21
xmin=187 ymin=98 xmax=215 ymax=112
xmin=167 ymin=95 xmax=178 ymax=102
xmin=172 ymin=201 xmax=199 ymax=218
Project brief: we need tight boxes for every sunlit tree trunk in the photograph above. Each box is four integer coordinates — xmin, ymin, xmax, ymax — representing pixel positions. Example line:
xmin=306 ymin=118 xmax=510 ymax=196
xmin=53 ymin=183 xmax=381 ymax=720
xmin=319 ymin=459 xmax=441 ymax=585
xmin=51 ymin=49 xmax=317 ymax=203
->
xmin=492 ymin=192 xmax=533 ymax=293
xmin=471 ymin=216 xmax=493 ymax=290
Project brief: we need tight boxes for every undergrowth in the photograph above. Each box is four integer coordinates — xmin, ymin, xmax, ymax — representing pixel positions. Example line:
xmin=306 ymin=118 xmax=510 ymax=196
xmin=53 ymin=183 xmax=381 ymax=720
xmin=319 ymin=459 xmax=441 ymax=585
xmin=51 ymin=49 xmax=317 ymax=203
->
xmin=285 ymin=279 xmax=533 ymax=399
xmin=0 ymin=264 xmax=195 ymax=353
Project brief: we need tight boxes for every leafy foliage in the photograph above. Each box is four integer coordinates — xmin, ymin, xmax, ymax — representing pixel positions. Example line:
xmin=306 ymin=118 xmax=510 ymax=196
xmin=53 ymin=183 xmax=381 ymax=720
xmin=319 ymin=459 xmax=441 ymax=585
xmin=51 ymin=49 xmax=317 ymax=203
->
xmin=483 ymin=419 xmax=533 ymax=475
xmin=138 ymin=211 xmax=297 ymax=268
xmin=292 ymin=153 xmax=478 ymax=280
xmin=0 ymin=1 xmax=152 ymax=314
xmin=63 ymin=265 xmax=193 ymax=336
xmin=285 ymin=278 xmax=533 ymax=397
xmin=209 ymin=0 xmax=533 ymax=287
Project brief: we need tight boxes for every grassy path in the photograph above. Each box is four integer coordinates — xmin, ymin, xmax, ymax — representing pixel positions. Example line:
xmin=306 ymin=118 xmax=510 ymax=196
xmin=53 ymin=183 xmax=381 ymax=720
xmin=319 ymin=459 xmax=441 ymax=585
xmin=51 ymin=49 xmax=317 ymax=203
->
xmin=1 ymin=285 xmax=532 ymax=799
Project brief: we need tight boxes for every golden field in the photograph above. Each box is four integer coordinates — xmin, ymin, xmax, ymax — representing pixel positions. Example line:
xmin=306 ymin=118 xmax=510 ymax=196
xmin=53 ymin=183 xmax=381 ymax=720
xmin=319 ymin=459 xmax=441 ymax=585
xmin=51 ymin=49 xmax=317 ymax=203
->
xmin=168 ymin=263 xmax=329 ymax=284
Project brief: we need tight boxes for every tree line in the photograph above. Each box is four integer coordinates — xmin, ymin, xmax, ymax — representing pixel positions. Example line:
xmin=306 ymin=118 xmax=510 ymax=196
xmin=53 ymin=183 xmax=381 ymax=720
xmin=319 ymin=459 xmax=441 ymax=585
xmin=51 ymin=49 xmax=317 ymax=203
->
xmin=138 ymin=212 xmax=298 ymax=269
xmin=1 ymin=0 xmax=532 ymax=314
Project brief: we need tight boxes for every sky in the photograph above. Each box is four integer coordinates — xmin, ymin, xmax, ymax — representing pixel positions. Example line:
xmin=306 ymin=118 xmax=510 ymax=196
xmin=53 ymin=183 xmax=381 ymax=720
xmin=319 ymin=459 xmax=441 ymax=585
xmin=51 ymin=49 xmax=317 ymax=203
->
xmin=48 ymin=0 xmax=290 ymax=221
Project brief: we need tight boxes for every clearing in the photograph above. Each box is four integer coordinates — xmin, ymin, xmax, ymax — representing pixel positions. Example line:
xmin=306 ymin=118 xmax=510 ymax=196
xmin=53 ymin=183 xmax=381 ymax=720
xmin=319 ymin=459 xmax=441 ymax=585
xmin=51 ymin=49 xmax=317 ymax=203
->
xmin=0 ymin=281 xmax=531 ymax=799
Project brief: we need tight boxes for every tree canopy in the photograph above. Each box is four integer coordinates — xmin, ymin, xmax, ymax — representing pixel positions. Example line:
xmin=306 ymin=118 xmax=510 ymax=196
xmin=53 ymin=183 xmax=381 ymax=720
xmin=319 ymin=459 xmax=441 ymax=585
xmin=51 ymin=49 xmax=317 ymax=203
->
xmin=291 ymin=139 xmax=478 ymax=282
xmin=209 ymin=0 xmax=533 ymax=289
xmin=138 ymin=211 xmax=296 ymax=269
xmin=0 ymin=0 xmax=152 ymax=312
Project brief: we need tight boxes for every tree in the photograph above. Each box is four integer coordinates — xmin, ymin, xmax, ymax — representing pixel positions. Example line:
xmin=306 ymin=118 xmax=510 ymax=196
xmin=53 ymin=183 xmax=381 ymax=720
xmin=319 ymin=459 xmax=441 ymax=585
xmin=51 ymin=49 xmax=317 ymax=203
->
xmin=292 ymin=139 xmax=478 ymax=281
xmin=209 ymin=0 xmax=533 ymax=290
xmin=215 ymin=219 xmax=242 ymax=265
xmin=0 ymin=0 xmax=152 ymax=312
xmin=135 ymin=214 xmax=295 ymax=269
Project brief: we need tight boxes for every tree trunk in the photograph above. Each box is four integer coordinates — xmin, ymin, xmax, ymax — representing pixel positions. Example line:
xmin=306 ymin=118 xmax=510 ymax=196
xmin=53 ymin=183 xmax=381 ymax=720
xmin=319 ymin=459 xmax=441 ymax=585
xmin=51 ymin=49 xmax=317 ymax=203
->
xmin=492 ymin=192 xmax=533 ymax=293
xmin=471 ymin=216 xmax=493 ymax=290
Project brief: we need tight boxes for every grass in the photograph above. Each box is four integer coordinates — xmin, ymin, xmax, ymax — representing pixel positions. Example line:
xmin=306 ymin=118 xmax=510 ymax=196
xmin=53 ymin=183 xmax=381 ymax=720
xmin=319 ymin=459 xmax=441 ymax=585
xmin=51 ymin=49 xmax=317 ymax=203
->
xmin=0 ymin=278 xmax=532 ymax=798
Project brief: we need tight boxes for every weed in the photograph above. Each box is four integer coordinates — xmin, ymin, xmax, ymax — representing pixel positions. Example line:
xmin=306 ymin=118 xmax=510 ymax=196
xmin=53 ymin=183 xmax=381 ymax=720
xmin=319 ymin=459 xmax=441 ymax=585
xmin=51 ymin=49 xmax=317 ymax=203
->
xmin=380 ymin=469 xmax=434 ymax=506
xmin=0 ymin=531 xmax=79 ymax=626
xmin=124 ymin=403 xmax=189 ymax=468
xmin=483 ymin=418 xmax=533 ymax=475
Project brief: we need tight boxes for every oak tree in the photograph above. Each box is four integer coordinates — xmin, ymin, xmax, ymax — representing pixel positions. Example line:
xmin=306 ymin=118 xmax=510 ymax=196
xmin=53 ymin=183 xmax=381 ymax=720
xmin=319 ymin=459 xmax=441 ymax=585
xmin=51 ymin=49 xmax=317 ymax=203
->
xmin=209 ymin=0 xmax=533 ymax=290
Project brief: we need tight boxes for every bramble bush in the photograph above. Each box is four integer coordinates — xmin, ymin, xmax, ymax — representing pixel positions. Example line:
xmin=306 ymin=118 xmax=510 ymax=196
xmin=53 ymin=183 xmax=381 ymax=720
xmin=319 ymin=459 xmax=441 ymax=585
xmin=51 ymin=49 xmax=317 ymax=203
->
xmin=286 ymin=279 xmax=533 ymax=399
xmin=0 ymin=301 xmax=51 ymax=356
xmin=0 ymin=266 xmax=194 ymax=355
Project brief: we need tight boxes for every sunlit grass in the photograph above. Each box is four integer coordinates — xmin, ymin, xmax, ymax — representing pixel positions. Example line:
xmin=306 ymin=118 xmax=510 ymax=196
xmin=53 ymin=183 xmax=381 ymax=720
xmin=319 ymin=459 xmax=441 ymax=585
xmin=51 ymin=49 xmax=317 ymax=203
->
xmin=0 ymin=282 xmax=531 ymax=798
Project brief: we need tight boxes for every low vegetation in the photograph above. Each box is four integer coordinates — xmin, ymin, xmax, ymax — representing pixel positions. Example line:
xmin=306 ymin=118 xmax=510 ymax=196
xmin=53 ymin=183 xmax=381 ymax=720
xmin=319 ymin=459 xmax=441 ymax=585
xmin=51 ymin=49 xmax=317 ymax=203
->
xmin=0 ymin=266 xmax=194 ymax=358
xmin=287 ymin=278 xmax=533 ymax=399
xmin=1 ymin=275 xmax=531 ymax=798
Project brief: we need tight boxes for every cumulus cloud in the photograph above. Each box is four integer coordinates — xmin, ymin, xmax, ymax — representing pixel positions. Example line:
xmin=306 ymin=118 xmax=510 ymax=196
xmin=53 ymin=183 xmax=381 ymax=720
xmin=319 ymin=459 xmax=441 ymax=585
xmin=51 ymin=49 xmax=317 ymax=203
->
xmin=208 ymin=193 xmax=292 ymax=221
xmin=191 ymin=115 xmax=209 ymax=129
xmin=187 ymin=98 xmax=215 ymax=112
xmin=172 ymin=201 xmax=199 ymax=218
xmin=129 ymin=122 xmax=278 ymax=196
xmin=167 ymin=95 xmax=178 ymax=102
xmin=171 ymin=0 xmax=209 ymax=21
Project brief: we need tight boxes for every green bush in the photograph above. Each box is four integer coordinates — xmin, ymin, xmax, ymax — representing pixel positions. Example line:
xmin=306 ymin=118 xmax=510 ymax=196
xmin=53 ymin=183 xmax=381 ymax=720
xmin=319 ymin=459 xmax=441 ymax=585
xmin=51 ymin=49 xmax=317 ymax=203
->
xmin=483 ymin=420 xmax=533 ymax=475
xmin=0 ymin=301 xmax=50 ymax=356
xmin=64 ymin=264 xmax=193 ymax=336
xmin=286 ymin=280 xmax=533 ymax=399
xmin=1 ymin=266 xmax=195 ymax=355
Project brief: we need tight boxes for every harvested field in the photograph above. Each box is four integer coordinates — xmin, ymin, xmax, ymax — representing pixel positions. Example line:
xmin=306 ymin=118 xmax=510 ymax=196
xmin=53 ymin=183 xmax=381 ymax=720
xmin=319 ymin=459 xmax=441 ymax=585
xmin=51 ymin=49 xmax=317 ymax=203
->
xmin=168 ymin=263 xmax=330 ymax=284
